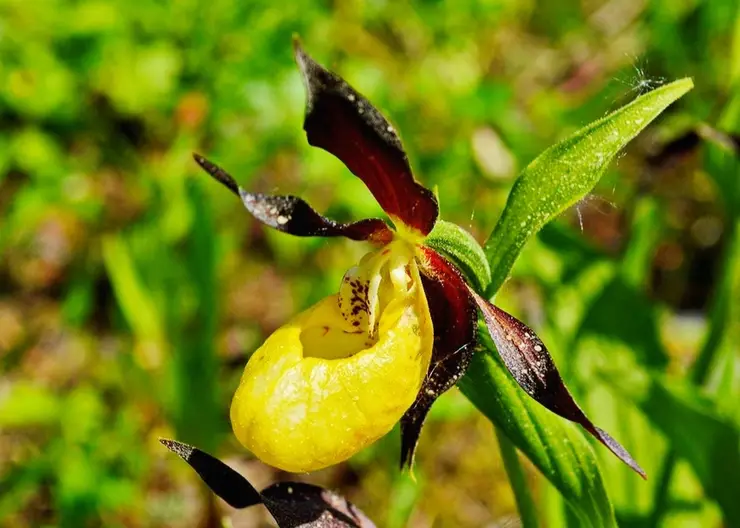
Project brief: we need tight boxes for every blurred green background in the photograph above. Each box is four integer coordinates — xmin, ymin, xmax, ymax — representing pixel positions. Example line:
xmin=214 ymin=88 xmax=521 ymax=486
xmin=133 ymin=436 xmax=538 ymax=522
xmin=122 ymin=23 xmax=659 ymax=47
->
xmin=1 ymin=0 xmax=738 ymax=526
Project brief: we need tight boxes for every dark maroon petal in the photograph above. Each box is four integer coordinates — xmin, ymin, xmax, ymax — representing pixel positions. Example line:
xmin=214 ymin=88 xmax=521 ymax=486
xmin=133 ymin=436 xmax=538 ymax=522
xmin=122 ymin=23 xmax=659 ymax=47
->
xmin=400 ymin=247 xmax=478 ymax=469
xmin=159 ymin=439 xmax=261 ymax=509
xmin=467 ymin=291 xmax=647 ymax=479
xmin=193 ymin=154 xmax=393 ymax=244
xmin=160 ymin=439 xmax=375 ymax=528
xmin=262 ymin=483 xmax=376 ymax=528
xmin=294 ymin=41 xmax=438 ymax=235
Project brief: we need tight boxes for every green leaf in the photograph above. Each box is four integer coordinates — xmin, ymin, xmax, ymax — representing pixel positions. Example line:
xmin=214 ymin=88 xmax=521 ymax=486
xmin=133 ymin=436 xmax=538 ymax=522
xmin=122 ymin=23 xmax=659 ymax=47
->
xmin=102 ymin=235 xmax=164 ymax=344
xmin=704 ymin=127 xmax=740 ymax=216
xmin=609 ymin=373 xmax=740 ymax=526
xmin=484 ymin=79 xmax=694 ymax=295
xmin=495 ymin=429 xmax=540 ymax=528
xmin=169 ymin=180 xmax=223 ymax=453
xmin=731 ymin=2 xmax=740 ymax=86
xmin=704 ymin=221 xmax=740 ymax=420
xmin=459 ymin=338 xmax=618 ymax=528
xmin=425 ymin=219 xmax=491 ymax=292
xmin=575 ymin=278 xmax=668 ymax=369
xmin=621 ymin=198 xmax=663 ymax=289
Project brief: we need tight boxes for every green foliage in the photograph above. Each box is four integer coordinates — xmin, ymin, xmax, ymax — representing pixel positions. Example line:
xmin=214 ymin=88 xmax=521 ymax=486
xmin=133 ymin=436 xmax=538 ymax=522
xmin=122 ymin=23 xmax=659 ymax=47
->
xmin=484 ymin=79 xmax=693 ymax=295
xmin=436 ymin=81 xmax=693 ymax=526
xmin=613 ymin=373 xmax=740 ymax=526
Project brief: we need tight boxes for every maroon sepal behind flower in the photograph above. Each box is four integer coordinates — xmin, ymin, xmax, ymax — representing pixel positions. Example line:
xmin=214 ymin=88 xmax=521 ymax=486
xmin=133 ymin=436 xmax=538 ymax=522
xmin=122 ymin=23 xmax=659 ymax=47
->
xmin=160 ymin=439 xmax=375 ymax=528
xmin=467 ymin=291 xmax=647 ymax=479
xmin=193 ymin=154 xmax=393 ymax=244
xmin=400 ymin=247 xmax=478 ymax=469
xmin=294 ymin=40 xmax=438 ymax=235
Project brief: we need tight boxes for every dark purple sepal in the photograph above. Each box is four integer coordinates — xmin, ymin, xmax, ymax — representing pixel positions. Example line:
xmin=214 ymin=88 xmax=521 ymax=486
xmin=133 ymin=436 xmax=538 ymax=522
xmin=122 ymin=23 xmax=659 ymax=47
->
xmin=467 ymin=291 xmax=647 ymax=479
xmin=160 ymin=439 xmax=376 ymax=528
xmin=294 ymin=41 xmax=438 ymax=235
xmin=261 ymin=483 xmax=375 ymax=528
xmin=193 ymin=153 xmax=393 ymax=243
xmin=160 ymin=439 xmax=261 ymax=509
xmin=400 ymin=247 xmax=478 ymax=470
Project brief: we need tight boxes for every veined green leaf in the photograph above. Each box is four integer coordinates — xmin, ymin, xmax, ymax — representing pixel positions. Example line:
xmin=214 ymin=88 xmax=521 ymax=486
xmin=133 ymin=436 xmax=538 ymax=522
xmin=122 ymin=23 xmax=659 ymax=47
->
xmin=484 ymin=79 xmax=693 ymax=295
xmin=459 ymin=337 xmax=617 ymax=527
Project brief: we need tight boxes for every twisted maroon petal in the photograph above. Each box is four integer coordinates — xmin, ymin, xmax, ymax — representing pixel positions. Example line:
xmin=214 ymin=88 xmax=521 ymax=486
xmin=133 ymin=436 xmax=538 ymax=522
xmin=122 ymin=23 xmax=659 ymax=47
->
xmin=194 ymin=154 xmax=393 ymax=244
xmin=160 ymin=439 xmax=375 ymax=528
xmin=294 ymin=41 xmax=438 ymax=235
xmin=468 ymin=290 xmax=647 ymax=478
xmin=400 ymin=247 xmax=478 ymax=469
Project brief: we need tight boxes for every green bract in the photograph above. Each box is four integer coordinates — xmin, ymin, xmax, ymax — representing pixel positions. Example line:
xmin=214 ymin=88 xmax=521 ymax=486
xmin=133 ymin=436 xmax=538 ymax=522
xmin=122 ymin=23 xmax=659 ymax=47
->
xmin=425 ymin=220 xmax=491 ymax=293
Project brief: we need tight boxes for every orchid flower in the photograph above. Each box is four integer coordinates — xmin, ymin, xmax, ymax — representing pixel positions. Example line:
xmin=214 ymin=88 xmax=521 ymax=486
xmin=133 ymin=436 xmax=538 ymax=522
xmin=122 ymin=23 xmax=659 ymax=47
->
xmin=194 ymin=41 xmax=644 ymax=478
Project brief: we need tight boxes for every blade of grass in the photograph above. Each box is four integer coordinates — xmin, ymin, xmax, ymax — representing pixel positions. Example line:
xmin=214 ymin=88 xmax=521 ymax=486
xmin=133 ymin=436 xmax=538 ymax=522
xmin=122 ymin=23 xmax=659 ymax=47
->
xmin=169 ymin=180 xmax=223 ymax=452
xmin=102 ymin=235 xmax=165 ymax=346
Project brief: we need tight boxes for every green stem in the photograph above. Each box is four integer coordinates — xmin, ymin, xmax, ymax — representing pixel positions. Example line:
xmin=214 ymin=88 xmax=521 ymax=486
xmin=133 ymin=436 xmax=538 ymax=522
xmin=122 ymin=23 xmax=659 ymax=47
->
xmin=495 ymin=426 xmax=539 ymax=528
xmin=648 ymin=220 xmax=738 ymax=527
xmin=647 ymin=450 xmax=678 ymax=528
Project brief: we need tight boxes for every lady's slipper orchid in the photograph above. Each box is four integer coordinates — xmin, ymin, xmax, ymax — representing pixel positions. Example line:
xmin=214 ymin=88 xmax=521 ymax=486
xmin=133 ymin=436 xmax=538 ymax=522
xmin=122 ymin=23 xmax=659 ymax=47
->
xmin=195 ymin=41 xmax=645 ymax=478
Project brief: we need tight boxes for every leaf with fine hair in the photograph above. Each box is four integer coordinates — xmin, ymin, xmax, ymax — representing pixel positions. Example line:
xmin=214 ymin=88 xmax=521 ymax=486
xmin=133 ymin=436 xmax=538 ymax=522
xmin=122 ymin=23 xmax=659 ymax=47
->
xmin=484 ymin=79 xmax=693 ymax=295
